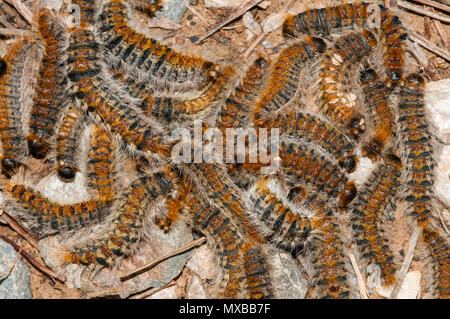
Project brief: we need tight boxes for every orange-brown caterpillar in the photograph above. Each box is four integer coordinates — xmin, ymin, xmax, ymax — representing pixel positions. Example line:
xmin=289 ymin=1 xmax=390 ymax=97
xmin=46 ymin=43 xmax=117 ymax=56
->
xmin=379 ymin=5 xmax=407 ymax=86
xmin=141 ymin=66 xmax=235 ymax=122
xmin=422 ymin=226 xmax=450 ymax=299
xmin=300 ymin=192 xmax=351 ymax=298
xmin=217 ymin=56 xmax=269 ymax=132
xmin=282 ymin=2 xmax=369 ymax=38
xmin=0 ymin=39 xmax=31 ymax=178
xmin=240 ymin=241 xmax=274 ymax=299
xmin=86 ymin=124 xmax=116 ymax=204
xmin=360 ymin=67 xmax=395 ymax=161
xmin=72 ymin=0 xmax=97 ymax=27
xmin=280 ymin=142 xmax=357 ymax=208
xmin=27 ymin=10 xmax=68 ymax=159
xmin=318 ymin=29 xmax=377 ymax=139
xmin=248 ymin=177 xmax=311 ymax=250
xmin=5 ymin=183 xmax=110 ymax=235
xmin=186 ymin=192 xmax=245 ymax=298
xmin=396 ymin=74 xmax=434 ymax=230
xmin=129 ymin=0 xmax=163 ymax=17
xmin=98 ymin=0 xmax=217 ymax=93
xmin=55 ymin=105 xmax=85 ymax=182
xmin=64 ymin=166 xmax=179 ymax=267
xmin=396 ymin=74 xmax=448 ymax=298
xmin=282 ymin=2 xmax=406 ymax=86
xmin=63 ymin=23 xmax=172 ymax=157
xmin=252 ymin=37 xmax=326 ymax=128
xmin=350 ymin=154 xmax=402 ymax=287
xmin=283 ymin=110 xmax=357 ymax=172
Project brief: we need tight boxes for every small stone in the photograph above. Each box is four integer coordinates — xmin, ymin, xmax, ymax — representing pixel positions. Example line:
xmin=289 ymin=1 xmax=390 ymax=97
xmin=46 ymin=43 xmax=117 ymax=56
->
xmin=185 ymin=245 xmax=218 ymax=281
xmin=0 ymin=239 xmax=32 ymax=299
xmin=397 ymin=271 xmax=422 ymax=299
xmin=242 ymin=12 xmax=262 ymax=36
xmin=204 ymin=0 xmax=244 ymax=8
xmin=189 ymin=35 xmax=199 ymax=43
xmin=148 ymin=285 xmax=178 ymax=299
xmin=186 ymin=274 xmax=207 ymax=299
xmin=156 ymin=0 xmax=190 ymax=24
xmin=262 ymin=40 xmax=272 ymax=49
xmin=269 ymin=248 xmax=308 ymax=299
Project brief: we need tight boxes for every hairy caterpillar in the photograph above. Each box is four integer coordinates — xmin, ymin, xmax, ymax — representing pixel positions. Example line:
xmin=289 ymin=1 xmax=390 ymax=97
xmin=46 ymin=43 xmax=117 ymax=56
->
xmin=98 ymin=0 xmax=217 ymax=94
xmin=186 ymin=193 xmax=246 ymax=298
xmin=282 ymin=2 xmax=406 ymax=86
xmin=27 ymin=10 xmax=68 ymax=159
xmin=350 ymin=154 xmax=402 ymax=287
xmin=217 ymin=56 xmax=269 ymax=132
xmin=360 ymin=67 xmax=395 ymax=161
xmin=86 ymin=124 xmax=117 ymax=203
xmin=280 ymin=142 xmax=357 ymax=208
xmin=64 ymin=166 xmax=179 ymax=267
xmin=55 ymin=105 xmax=86 ymax=182
xmin=283 ymin=110 xmax=357 ymax=172
xmin=247 ymin=177 xmax=311 ymax=250
xmin=318 ymin=29 xmax=377 ymax=139
xmin=252 ymin=37 xmax=326 ymax=128
xmin=299 ymin=192 xmax=351 ymax=298
xmin=0 ymin=38 xmax=31 ymax=178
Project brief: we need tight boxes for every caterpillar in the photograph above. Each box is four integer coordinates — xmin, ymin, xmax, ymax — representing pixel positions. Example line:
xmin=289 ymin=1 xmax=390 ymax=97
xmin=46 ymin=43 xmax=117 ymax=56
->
xmin=186 ymin=192 xmax=246 ymax=298
xmin=280 ymin=142 xmax=357 ymax=208
xmin=86 ymin=124 xmax=117 ymax=204
xmin=318 ymin=29 xmax=377 ymax=139
xmin=422 ymin=226 xmax=450 ymax=299
xmin=55 ymin=105 xmax=86 ymax=182
xmin=379 ymin=5 xmax=407 ymax=86
xmin=128 ymin=0 xmax=163 ymax=17
xmin=350 ymin=154 xmax=402 ymax=287
xmin=396 ymin=73 xmax=435 ymax=230
xmin=302 ymin=192 xmax=351 ymax=299
xmin=282 ymin=2 xmax=369 ymax=37
xmin=241 ymin=241 xmax=274 ymax=299
xmin=142 ymin=66 xmax=236 ymax=122
xmin=217 ymin=56 xmax=269 ymax=132
xmin=64 ymin=166 xmax=179 ymax=267
xmin=64 ymin=24 xmax=172 ymax=157
xmin=247 ymin=177 xmax=311 ymax=250
xmin=5 ymin=183 xmax=110 ymax=236
xmin=360 ymin=67 xmax=395 ymax=161
xmin=282 ymin=2 xmax=406 ymax=86
xmin=190 ymin=163 xmax=263 ymax=242
xmin=71 ymin=0 xmax=97 ymax=27
xmin=396 ymin=73 xmax=449 ymax=298
xmin=0 ymin=38 xmax=31 ymax=178
xmin=252 ymin=37 xmax=326 ymax=128
xmin=98 ymin=0 xmax=217 ymax=94
xmin=186 ymin=184 xmax=274 ymax=299
xmin=283 ymin=110 xmax=357 ymax=172
xmin=27 ymin=10 xmax=68 ymax=159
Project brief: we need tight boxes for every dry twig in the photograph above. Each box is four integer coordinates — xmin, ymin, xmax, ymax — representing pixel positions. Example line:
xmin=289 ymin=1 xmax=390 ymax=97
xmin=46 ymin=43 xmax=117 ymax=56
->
xmin=120 ymin=237 xmax=206 ymax=281
xmin=0 ymin=234 xmax=64 ymax=283
xmin=1 ymin=211 xmax=40 ymax=250
xmin=10 ymin=0 xmax=34 ymax=26
xmin=195 ymin=0 xmax=264 ymax=44
xmin=349 ymin=252 xmax=369 ymax=299
xmin=129 ymin=280 xmax=177 ymax=299
xmin=410 ymin=0 xmax=450 ymax=13
xmin=410 ymin=32 xmax=450 ymax=61
xmin=390 ymin=225 xmax=421 ymax=299
xmin=0 ymin=27 xmax=34 ymax=36
xmin=0 ymin=248 xmax=22 ymax=281
xmin=398 ymin=0 xmax=450 ymax=23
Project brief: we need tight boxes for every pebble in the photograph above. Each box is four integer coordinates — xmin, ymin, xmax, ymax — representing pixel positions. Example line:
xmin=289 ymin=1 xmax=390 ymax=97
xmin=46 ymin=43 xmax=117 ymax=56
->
xmin=0 ymin=239 xmax=32 ymax=299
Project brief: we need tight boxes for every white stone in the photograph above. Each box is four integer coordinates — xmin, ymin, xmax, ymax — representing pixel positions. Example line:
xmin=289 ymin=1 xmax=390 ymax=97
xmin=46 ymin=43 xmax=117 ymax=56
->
xmin=204 ymin=0 xmax=245 ymax=8
xmin=425 ymin=79 xmax=450 ymax=144
xmin=397 ymin=271 xmax=422 ymax=299
xmin=243 ymin=12 xmax=262 ymax=35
